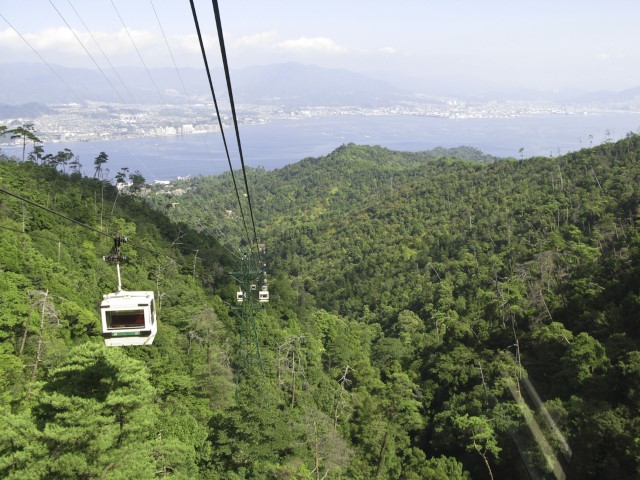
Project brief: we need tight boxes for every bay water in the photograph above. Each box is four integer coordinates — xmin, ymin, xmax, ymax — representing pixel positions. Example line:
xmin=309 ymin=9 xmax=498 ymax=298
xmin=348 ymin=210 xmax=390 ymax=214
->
xmin=3 ymin=112 xmax=639 ymax=181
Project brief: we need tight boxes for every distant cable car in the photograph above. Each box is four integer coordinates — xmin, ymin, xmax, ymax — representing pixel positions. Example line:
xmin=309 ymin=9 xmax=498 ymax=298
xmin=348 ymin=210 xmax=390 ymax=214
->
xmin=258 ymin=286 xmax=269 ymax=303
xmin=237 ymin=290 xmax=245 ymax=302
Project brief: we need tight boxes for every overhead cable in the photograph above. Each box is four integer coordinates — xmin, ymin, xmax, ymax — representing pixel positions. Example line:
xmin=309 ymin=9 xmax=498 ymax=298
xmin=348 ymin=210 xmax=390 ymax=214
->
xmin=149 ymin=0 xmax=190 ymax=104
xmin=0 ymin=224 xmax=76 ymax=248
xmin=0 ymin=12 xmax=83 ymax=104
xmin=0 ymin=186 xmax=154 ymax=254
xmin=66 ymin=0 xmax=136 ymax=102
xmin=211 ymin=0 xmax=260 ymax=256
xmin=151 ymin=0 xmax=239 ymax=255
xmin=179 ymin=204 xmax=243 ymax=260
xmin=48 ymin=0 xmax=127 ymax=104
xmin=109 ymin=0 xmax=167 ymax=105
xmin=188 ymin=0 xmax=253 ymax=250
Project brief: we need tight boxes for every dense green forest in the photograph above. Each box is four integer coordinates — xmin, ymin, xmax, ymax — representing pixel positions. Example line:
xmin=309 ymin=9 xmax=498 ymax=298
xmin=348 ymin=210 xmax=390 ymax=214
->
xmin=2 ymin=133 xmax=640 ymax=479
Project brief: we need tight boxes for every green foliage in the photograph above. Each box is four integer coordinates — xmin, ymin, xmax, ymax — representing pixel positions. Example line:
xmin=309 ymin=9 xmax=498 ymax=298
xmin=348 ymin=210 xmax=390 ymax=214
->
xmin=0 ymin=271 xmax=31 ymax=341
xmin=32 ymin=343 xmax=157 ymax=478
xmin=129 ymin=170 xmax=146 ymax=192
xmin=3 ymin=133 xmax=640 ymax=477
xmin=93 ymin=151 xmax=108 ymax=179
xmin=0 ymin=409 xmax=48 ymax=479
xmin=0 ymin=153 xmax=234 ymax=477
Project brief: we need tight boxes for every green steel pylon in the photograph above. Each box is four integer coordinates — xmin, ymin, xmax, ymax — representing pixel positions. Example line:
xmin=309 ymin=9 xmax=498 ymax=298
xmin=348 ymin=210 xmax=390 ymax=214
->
xmin=231 ymin=252 xmax=268 ymax=380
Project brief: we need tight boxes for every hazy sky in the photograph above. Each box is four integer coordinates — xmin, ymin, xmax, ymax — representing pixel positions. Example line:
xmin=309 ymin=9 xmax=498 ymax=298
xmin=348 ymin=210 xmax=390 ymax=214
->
xmin=0 ymin=0 xmax=638 ymax=93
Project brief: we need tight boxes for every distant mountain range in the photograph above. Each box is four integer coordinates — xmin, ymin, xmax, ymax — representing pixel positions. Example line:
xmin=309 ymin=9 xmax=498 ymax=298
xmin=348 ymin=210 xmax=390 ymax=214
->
xmin=0 ymin=62 xmax=416 ymax=109
xmin=0 ymin=102 xmax=53 ymax=118
xmin=0 ymin=62 xmax=638 ymax=113
xmin=231 ymin=62 xmax=413 ymax=107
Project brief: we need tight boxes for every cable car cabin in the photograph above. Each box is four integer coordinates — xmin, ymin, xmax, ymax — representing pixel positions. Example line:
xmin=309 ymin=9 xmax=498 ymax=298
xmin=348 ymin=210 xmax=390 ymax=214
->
xmin=100 ymin=291 xmax=157 ymax=346
xmin=259 ymin=286 xmax=269 ymax=303
xmin=237 ymin=290 xmax=245 ymax=303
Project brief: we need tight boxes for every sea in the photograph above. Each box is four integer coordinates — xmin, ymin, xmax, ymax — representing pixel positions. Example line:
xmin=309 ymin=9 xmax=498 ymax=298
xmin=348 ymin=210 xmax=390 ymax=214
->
xmin=3 ymin=112 xmax=639 ymax=181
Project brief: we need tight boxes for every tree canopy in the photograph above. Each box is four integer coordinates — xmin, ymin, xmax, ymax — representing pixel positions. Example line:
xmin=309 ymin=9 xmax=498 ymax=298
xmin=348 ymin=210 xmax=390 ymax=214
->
xmin=2 ymin=132 xmax=640 ymax=478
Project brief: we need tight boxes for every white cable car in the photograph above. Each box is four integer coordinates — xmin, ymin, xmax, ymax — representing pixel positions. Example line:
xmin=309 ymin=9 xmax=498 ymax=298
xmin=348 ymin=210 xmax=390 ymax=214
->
xmin=101 ymin=290 xmax=157 ymax=346
xmin=258 ymin=286 xmax=269 ymax=303
xmin=100 ymin=258 xmax=156 ymax=346
xmin=237 ymin=290 xmax=245 ymax=302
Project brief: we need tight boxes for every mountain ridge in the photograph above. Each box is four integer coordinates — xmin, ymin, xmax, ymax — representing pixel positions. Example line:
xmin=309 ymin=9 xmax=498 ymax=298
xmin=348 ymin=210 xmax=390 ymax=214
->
xmin=1 ymin=61 xmax=637 ymax=108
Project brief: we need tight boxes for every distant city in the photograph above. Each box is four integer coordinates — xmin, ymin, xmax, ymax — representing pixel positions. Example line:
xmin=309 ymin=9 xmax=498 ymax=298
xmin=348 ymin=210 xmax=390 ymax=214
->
xmin=1 ymin=62 xmax=639 ymax=151
xmin=1 ymin=99 xmax=634 ymax=145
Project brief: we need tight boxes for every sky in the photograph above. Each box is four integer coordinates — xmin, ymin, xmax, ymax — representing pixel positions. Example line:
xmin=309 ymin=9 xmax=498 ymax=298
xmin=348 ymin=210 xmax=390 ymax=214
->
xmin=0 ymin=0 xmax=639 ymax=93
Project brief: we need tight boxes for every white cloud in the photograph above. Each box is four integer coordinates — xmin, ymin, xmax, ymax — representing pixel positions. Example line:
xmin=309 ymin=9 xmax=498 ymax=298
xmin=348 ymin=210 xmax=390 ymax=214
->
xmin=0 ymin=26 xmax=160 ymax=57
xmin=24 ymin=27 xmax=67 ymax=49
xmin=0 ymin=27 xmax=80 ymax=54
xmin=0 ymin=27 xmax=22 ymax=46
xmin=233 ymin=31 xmax=277 ymax=48
xmin=595 ymin=52 xmax=624 ymax=61
xmin=0 ymin=25 xmax=211 ymax=68
xmin=274 ymin=36 xmax=347 ymax=54
xmin=96 ymin=28 xmax=157 ymax=53
xmin=171 ymin=33 xmax=218 ymax=55
xmin=379 ymin=46 xmax=397 ymax=55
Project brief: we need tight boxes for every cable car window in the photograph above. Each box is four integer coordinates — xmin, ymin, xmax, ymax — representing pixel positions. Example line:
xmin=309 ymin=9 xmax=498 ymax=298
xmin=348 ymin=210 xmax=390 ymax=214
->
xmin=106 ymin=310 xmax=145 ymax=329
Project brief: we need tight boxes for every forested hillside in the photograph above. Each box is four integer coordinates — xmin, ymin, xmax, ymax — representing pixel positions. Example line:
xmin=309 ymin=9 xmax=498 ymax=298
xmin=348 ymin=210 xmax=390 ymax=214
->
xmin=2 ymin=133 xmax=640 ymax=479
xmin=149 ymin=135 xmax=640 ymax=479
